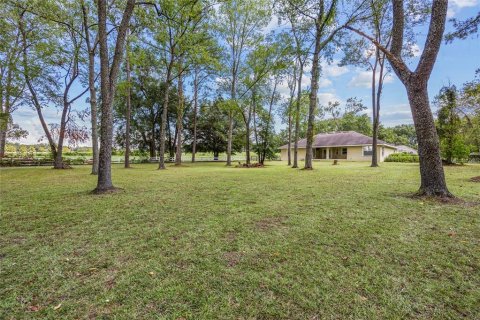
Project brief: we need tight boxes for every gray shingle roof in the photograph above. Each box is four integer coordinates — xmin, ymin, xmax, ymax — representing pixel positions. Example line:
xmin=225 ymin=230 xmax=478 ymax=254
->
xmin=395 ymin=145 xmax=418 ymax=154
xmin=279 ymin=131 xmax=395 ymax=149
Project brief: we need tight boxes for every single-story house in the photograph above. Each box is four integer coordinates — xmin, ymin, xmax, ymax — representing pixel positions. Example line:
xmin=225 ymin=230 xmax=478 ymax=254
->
xmin=279 ymin=131 xmax=397 ymax=162
xmin=395 ymin=145 xmax=418 ymax=155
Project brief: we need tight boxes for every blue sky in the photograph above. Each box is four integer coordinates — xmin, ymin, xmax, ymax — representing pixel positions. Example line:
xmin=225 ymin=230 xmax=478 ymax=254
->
xmin=12 ymin=0 xmax=480 ymax=145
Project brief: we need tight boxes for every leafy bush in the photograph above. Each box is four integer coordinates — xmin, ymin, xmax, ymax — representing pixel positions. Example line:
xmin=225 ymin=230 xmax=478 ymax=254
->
xmin=385 ymin=153 xmax=419 ymax=163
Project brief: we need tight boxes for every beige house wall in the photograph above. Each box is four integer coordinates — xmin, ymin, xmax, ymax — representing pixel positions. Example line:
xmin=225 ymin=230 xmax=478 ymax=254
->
xmin=382 ymin=146 xmax=396 ymax=161
xmin=280 ymin=145 xmax=396 ymax=162
xmin=280 ymin=148 xmax=306 ymax=162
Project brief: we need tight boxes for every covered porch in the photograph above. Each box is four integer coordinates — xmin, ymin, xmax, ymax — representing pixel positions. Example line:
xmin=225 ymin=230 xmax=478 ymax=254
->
xmin=314 ymin=147 xmax=347 ymax=160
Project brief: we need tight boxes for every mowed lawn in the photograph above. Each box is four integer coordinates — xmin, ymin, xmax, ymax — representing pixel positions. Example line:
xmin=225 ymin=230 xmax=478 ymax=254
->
xmin=1 ymin=162 xmax=479 ymax=319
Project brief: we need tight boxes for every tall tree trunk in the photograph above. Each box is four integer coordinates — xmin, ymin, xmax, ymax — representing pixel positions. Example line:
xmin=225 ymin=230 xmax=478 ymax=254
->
xmin=192 ymin=68 xmax=198 ymax=163
xmin=82 ymin=2 xmax=99 ymax=175
xmin=245 ymin=91 xmax=254 ymax=165
xmin=0 ymin=73 xmax=11 ymax=158
xmin=150 ymin=124 xmax=156 ymax=158
xmin=31 ymin=94 xmax=57 ymax=159
xmin=0 ymin=91 xmax=9 ymax=158
xmin=175 ymin=62 xmax=184 ymax=166
xmin=371 ymin=55 xmax=379 ymax=167
xmin=292 ymin=61 xmax=303 ymax=168
xmin=371 ymin=119 xmax=379 ymax=166
xmin=227 ymin=71 xmax=237 ymax=166
xmin=227 ymin=110 xmax=233 ymax=165
xmin=245 ymin=106 xmax=251 ymax=165
xmin=347 ymin=0 xmax=451 ymax=197
xmin=96 ymin=0 xmax=114 ymax=191
xmin=304 ymin=26 xmax=322 ymax=170
xmin=149 ymin=140 xmax=155 ymax=158
xmin=286 ymin=64 xmax=297 ymax=166
xmin=19 ymin=13 xmax=57 ymax=161
xmin=124 ymin=38 xmax=131 ymax=168
xmin=287 ymin=113 xmax=292 ymax=166
xmin=245 ymin=124 xmax=251 ymax=164
xmin=89 ymin=70 xmax=99 ymax=174
xmin=0 ymin=128 xmax=6 ymax=158
xmin=53 ymin=101 xmax=70 ymax=169
xmin=171 ymin=124 xmax=177 ymax=158
xmin=253 ymin=93 xmax=258 ymax=151
xmin=159 ymin=60 xmax=173 ymax=169
xmin=94 ymin=0 xmax=135 ymax=193
xmin=407 ymin=79 xmax=451 ymax=197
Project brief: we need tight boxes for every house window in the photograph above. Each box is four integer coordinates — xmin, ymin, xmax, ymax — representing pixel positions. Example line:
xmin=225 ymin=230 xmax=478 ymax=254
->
xmin=363 ymin=145 xmax=373 ymax=156
xmin=342 ymin=148 xmax=347 ymax=155
xmin=382 ymin=147 xmax=385 ymax=156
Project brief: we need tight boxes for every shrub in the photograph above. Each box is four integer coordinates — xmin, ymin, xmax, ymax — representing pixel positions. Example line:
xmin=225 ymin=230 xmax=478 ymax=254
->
xmin=385 ymin=153 xmax=419 ymax=163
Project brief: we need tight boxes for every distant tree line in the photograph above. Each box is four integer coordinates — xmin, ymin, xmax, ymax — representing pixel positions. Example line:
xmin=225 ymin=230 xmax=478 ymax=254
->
xmin=1 ymin=0 xmax=479 ymax=198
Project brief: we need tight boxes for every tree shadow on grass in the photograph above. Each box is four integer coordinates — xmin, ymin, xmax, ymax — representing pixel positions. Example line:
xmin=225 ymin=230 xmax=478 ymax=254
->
xmin=388 ymin=191 xmax=479 ymax=207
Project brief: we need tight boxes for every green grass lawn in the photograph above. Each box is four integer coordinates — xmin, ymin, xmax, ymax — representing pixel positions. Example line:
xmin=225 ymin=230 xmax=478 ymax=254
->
xmin=1 ymin=162 xmax=479 ymax=319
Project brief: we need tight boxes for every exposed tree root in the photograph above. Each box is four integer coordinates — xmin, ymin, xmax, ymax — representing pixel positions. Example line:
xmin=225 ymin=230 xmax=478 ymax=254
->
xmin=415 ymin=188 xmax=455 ymax=199
xmin=91 ymin=187 xmax=123 ymax=195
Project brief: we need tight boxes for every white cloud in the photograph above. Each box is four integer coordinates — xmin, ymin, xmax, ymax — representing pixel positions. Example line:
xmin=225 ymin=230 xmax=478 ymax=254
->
xmin=321 ymin=60 xmax=350 ymax=77
xmin=348 ymin=70 xmax=395 ymax=89
xmin=448 ymin=0 xmax=478 ymax=17
xmin=317 ymin=92 xmax=341 ymax=105
xmin=450 ymin=0 xmax=478 ymax=8
xmin=318 ymin=78 xmax=332 ymax=88
xmin=277 ymin=68 xmax=333 ymax=99
xmin=411 ymin=43 xmax=422 ymax=57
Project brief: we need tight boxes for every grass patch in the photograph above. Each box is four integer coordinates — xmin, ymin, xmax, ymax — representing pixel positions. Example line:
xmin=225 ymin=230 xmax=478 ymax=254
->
xmin=1 ymin=162 xmax=479 ymax=319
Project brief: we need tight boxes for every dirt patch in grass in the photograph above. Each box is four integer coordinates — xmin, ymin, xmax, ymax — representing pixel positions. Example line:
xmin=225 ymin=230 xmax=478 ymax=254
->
xmin=470 ymin=176 xmax=480 ymax=183
xmin=255 ymin=216 xmax=288 ymax=231
xmin=223 ymin=251 xmax=243 ymax=267
xmin=224 ymin=231 xmax=237 ymax=242
xmin=105 ymin=269 xmax=118 ymax=290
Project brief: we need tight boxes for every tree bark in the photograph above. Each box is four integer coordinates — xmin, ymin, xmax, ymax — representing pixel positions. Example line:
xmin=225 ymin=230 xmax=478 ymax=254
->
xmin=245 ymin=107 xmax=251 ymax=165
xmin=19 ymin=12 xmax=58 ymax=161
xmin=94 ymin=0 xmax=135 ymax=193
xmin=227 ymin=73 xmax=236 ymax=166
xmin=0 ymin=79 xmax=10 ymax=159
xmin=346 ymin=0 xmax=452 ymax=197
xmin=407 ymin=79 xmax=452 ymax=197
xmin=227 ymin=110 xmax=233 ymax=166
xmin=0 ymin=129 xmax=6 ymax=158
xmin=292 ymin=61 xmax=303 ymax=168
xmin=192 ymin=68 xmax=198 ymax=163
xmin=371 ymin=53 xmax=379 ymax=167
xmin=82 ymin=1 xmax=99 ymax=175
xmin=286 ymin=63 xmax=297 ymax=166
xmin=304 ymin=25 xmax=322 ymax=170
xmin=89 ymin=71 xmax=99 ymax=174
xmin=175 ymin=62 xmax=184 ymax=166
xmin=124 ymin=36 xmax=131 ymax=168
xmin=159 ymin=60 xmax=173 ymax=169
xmin=245 ymin=91 xmax=254 ymax=165
xmin=53 ymin=100 xmax=70 ymax=169
xmin=287 ymin=113 xmax=292 ymax=166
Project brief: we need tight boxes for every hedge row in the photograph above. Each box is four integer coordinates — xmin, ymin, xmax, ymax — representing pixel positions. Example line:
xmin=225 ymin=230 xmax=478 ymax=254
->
xmin=385 ymin=153 xmax=419 ymax=163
